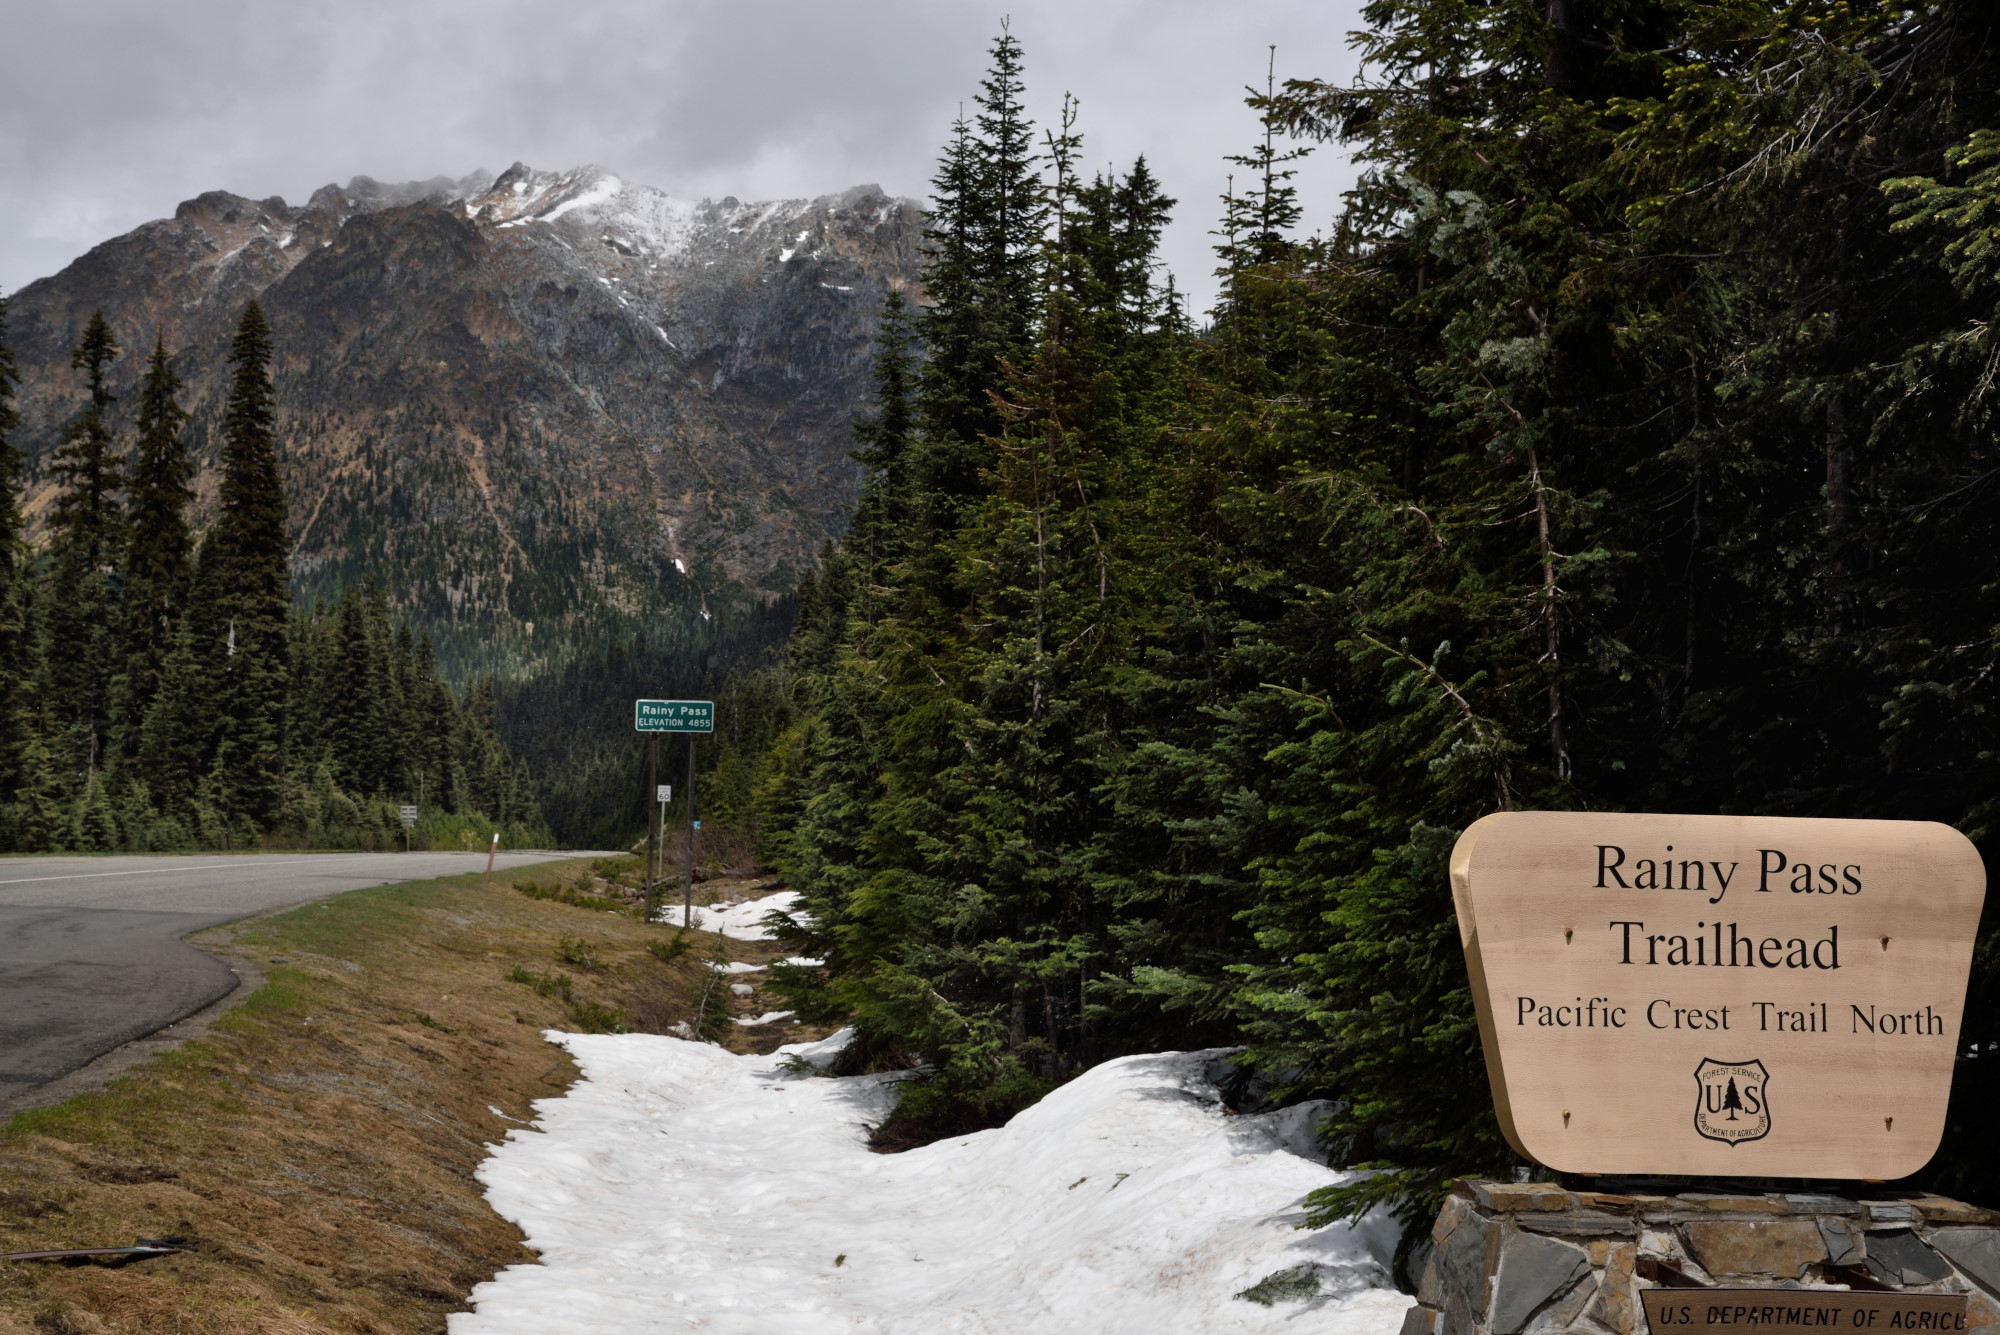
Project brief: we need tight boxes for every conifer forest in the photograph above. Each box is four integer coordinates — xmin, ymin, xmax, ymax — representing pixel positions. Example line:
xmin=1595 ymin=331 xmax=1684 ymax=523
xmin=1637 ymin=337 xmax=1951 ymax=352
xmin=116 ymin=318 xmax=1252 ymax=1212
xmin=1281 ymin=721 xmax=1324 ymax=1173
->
xmin=10 ymin=0 xmax=2000 ymax=1267
xmin=0 ymin=300 xmax=547 ymax=855
xmin=727 ymin=2 xmax=2000 ymax=1252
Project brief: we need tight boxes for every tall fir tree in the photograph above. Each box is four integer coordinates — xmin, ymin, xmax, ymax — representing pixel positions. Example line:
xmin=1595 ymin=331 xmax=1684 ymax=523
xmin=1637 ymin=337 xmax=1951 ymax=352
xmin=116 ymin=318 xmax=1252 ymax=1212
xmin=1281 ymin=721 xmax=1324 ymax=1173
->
xmin=844 ymin=289 xmax=917 ymax=576
xmin=41 ymin=310 xmax=125 ymax=788
xmin=0 ymin=293 xmax=30 ymax=840
xmin=205 ymin=302 xmax=291 ymax=828
xmin=109 ymin=334 xmax=195 ymax=771
xmin=909 ymin=27 xmax=1048 ymax=536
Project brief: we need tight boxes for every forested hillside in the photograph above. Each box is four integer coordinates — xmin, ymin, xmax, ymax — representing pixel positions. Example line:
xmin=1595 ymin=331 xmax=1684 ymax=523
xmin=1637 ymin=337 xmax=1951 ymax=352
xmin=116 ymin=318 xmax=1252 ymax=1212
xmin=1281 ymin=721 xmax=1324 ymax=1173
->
xmin=0 ymin=300 xmax=545 ymax=853
xmin=4 ymin=168 xmax=921 ymax=677
xmin=738 ymin=5 xmax=2000 ymax=1260
xmin=495 ymin=602 xmax=794 ymax=852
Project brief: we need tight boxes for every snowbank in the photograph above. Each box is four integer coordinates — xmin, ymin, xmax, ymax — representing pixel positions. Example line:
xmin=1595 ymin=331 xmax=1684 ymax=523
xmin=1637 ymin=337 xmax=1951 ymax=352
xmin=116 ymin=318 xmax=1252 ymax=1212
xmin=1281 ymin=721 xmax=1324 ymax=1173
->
xmin=451 ymin=1034 xmax=1407 ymax=1333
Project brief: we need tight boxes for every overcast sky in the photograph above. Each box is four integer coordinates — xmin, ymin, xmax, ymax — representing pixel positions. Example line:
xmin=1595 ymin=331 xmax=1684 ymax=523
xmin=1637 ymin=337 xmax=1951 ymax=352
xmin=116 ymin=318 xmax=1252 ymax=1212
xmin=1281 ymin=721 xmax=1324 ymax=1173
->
xmin=0 ymin=0 xmax=1366 ymax=311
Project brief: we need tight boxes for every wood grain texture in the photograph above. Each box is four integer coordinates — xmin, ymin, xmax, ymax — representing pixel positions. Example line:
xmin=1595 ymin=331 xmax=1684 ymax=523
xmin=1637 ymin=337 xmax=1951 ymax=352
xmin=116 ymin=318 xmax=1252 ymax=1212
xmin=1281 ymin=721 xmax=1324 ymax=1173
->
xmin=1452 ymin=813 xmax=1984 ymax=1178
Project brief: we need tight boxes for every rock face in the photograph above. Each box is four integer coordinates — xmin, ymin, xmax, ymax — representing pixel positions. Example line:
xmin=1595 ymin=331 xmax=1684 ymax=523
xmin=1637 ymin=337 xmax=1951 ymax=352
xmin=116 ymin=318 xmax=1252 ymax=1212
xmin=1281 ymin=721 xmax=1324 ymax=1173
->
xmin=5 ymin=164 xmax=924 ymax=673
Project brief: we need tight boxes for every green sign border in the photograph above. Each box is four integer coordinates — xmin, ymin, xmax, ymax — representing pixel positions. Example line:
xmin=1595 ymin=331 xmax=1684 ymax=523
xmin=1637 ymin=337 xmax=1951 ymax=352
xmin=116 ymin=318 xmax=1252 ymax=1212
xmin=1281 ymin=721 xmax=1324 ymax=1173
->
xmin=634 ymin=699 xmax=715 ymax=733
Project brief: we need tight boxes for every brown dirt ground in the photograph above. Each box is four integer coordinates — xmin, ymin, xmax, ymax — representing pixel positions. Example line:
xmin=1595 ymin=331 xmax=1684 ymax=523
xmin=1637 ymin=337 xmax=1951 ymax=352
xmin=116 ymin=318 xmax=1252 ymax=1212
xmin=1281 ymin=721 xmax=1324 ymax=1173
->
xmin=0 ymin=858 xmax=830 ymax=1334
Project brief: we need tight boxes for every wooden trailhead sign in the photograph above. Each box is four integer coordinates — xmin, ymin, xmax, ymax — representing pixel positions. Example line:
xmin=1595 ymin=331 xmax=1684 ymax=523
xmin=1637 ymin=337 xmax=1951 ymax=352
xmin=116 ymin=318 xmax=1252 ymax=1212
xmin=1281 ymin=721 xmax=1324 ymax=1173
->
xmin=1452 ymin=813 xmax=1984 ymax=1179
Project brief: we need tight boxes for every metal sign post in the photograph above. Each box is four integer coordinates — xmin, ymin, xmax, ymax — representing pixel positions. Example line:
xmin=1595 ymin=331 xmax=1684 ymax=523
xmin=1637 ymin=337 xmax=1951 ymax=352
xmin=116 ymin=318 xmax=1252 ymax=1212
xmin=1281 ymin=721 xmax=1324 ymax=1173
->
xmin=652 ymin=782 xmax=671 ymax=922
xmin=685 ymin=735 xmax=698 ymax=928
xmin=633 ymin=700 xmax=715 ymax=929
xmin=399 ymin=805 xmax=417 ymax=853
xmin=643 ymin=735 xmax=659 ymax=920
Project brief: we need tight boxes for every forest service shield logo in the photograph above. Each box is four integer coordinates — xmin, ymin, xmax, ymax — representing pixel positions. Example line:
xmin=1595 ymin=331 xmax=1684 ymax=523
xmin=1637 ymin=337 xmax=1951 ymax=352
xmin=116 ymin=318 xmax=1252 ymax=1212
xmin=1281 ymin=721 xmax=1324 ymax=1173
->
xmin=1693 ymin=1058 xmax=1771 ymax=1144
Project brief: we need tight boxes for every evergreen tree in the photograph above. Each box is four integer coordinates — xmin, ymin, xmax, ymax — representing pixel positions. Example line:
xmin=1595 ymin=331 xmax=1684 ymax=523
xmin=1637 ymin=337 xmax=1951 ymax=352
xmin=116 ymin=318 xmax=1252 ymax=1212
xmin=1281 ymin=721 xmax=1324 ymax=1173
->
xmin=0 ymin=294 xmax=30 ymax=842
xmin=845 ymin=290 xmax=918 ymax=575
xmin=206 ymin=302 xmax=290 ymax=826
xmin=1214 ymin=48 xmax=1308 ymax=275
xmin=41 ymin=310 xmax=125 ymax=787
xmin=109 ymin=334 xmax=195 ymax=769
xmin=752 ymin=8 xmax=2000 ymax=1232
xmin=910 ymin=27 xmax=1048 ymax=532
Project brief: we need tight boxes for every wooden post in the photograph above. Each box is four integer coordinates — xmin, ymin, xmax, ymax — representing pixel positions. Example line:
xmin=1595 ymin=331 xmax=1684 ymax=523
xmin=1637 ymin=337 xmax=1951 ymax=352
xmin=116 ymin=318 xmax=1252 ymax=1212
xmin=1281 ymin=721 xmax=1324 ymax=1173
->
xmin=684 ymin=734 xmax=698 ymax=928
xmin=484 ymin=831 xmax=499 ymax=885
xmin=643 ymin=733 xmax=659 ymax=922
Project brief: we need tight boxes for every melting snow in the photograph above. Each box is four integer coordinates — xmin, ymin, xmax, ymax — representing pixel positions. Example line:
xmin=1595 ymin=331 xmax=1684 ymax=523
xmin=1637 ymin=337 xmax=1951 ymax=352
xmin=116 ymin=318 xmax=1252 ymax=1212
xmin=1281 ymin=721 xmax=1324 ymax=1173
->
xmin=734 ymin=1009 xmax=796 ymax=1026
xmin=451 ymin=1042 xmax=1403 ymax=1333
xmin=682 ymin=890 xmax=805 ymax=939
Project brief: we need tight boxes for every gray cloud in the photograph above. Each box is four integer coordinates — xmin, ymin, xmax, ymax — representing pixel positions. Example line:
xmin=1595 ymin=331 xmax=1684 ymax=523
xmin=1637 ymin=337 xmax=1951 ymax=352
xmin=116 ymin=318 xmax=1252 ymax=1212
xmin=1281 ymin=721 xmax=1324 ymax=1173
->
xmin=0 ymin=0 xmax=1364 ymax=311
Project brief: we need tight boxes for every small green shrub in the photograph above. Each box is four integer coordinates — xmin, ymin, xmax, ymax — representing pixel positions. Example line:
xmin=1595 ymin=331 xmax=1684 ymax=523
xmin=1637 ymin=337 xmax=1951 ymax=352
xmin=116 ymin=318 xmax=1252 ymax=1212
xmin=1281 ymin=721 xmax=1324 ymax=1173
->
xmin=567 ymin=1000 xmax=627 ymax=1034
xmin=505 ymin=966 xmax=574 ymax=1002
xmin=590 ymin=855 xmax=643 ymax=881
xmin=514 ymin=879 xmax=636 ymax=917
xmin=688 ymin=969 xmax=734 ymax=1043
xmin=556 ymin=936 xmax=602 ymax=970
xmin=646 ymin=931 xmax=693 ymax=965
xmin=416 ymin=1012 xmax=454 ymax=1032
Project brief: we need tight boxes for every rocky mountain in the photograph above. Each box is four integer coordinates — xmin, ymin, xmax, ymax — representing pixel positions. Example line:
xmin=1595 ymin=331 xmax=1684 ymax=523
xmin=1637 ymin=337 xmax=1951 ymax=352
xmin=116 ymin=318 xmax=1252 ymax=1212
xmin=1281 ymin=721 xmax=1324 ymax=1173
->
xmin=5 ymin=164 xmax=924 ymax=674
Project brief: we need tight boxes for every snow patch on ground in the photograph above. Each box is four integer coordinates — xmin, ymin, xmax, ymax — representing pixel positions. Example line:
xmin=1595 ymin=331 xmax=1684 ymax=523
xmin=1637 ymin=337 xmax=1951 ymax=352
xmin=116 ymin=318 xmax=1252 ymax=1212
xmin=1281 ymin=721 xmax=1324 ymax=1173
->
xmin=683 ymin=889 xmax=806 ymax=939
xmin=734 ymin=1009 xmax=796 ymax=1026
xmin=451 ymin=1040 xmax=1404 ymax=1333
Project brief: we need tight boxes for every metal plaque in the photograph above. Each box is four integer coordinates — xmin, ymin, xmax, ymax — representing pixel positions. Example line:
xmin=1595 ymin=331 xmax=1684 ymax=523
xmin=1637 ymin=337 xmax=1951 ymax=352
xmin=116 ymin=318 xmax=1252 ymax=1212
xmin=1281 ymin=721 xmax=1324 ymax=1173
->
xmin=1640 ymin=1287 xmax=1966 ymax=1333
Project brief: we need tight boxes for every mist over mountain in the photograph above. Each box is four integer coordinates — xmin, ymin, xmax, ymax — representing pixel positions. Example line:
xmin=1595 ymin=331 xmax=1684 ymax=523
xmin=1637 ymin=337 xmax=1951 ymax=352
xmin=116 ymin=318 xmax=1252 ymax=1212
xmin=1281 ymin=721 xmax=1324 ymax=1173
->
xmin=5 ymin=164 xmax=923 ymax=674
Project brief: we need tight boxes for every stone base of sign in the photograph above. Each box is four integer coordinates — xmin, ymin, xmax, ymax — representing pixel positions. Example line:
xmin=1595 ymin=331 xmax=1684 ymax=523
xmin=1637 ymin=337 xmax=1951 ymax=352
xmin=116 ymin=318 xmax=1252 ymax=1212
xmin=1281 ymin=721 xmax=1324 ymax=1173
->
xmin=1400 ymin=1179 xmax=2000 ymax=1335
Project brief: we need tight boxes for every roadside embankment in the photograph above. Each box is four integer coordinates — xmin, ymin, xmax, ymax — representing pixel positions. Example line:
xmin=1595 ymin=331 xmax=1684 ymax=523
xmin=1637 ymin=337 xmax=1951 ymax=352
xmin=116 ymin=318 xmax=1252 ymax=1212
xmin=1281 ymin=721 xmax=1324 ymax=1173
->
xmin=0 ymin=858 xmax=805 ymax=1334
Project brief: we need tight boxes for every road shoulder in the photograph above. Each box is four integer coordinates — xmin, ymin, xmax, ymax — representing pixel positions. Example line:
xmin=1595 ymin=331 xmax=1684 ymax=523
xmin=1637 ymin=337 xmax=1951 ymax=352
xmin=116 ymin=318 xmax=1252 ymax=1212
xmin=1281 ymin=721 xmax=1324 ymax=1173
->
xmin=0 ymin=857 xmax=745 ymax=1335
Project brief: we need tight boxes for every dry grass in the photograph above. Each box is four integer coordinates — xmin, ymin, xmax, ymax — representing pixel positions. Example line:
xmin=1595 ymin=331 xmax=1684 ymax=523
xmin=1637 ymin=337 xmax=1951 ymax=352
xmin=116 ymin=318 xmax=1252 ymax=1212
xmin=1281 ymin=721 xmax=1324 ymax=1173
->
xmin=0 ymin=860 xmax=828 ymax=1333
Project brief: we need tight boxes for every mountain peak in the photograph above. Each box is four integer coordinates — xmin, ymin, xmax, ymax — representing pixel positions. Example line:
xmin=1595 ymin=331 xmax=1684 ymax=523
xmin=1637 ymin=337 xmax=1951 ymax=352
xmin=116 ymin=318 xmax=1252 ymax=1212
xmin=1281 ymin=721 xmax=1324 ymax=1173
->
xmin=6 ymin=163 xmax=928 ymax=675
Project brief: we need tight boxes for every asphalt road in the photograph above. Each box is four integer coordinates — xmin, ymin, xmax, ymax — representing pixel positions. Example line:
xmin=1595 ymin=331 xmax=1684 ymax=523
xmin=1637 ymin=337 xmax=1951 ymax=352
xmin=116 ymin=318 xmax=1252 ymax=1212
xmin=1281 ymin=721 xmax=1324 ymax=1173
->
xmin=0 ymin=850 xmax=589 ymax=1103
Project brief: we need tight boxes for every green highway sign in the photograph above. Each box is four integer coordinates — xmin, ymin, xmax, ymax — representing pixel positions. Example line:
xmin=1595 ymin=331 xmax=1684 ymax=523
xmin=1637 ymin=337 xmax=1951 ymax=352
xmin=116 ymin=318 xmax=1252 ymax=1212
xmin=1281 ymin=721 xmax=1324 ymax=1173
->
xmin=635 ymin=698 xmax=714 ymax=733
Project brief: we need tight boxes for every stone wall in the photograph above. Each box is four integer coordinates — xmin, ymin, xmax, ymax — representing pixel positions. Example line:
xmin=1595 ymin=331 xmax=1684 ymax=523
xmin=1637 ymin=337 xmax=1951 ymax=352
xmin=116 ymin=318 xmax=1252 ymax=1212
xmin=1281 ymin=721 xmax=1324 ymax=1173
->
xmin=1401 ymin=1179 xmax=2000 ymax=1335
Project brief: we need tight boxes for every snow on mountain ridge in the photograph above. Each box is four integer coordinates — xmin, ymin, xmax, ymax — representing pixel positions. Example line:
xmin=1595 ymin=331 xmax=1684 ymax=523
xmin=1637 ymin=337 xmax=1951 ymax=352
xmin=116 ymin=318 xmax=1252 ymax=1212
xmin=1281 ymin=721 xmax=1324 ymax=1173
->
xmin=5 ymin=161 xmax=926 ymax=674
xmin=455 ymin=161 xmax=867 ymax=273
